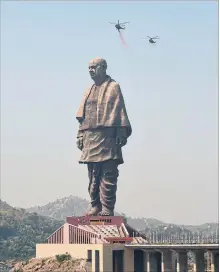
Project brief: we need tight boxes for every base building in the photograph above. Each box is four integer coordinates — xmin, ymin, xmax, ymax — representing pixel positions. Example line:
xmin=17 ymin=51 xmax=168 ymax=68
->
xmin=36 ymin=216 xmax=219 ymax=272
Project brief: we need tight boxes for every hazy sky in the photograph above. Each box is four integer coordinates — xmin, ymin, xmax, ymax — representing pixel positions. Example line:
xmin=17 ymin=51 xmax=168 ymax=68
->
xmin=1 ymin=1 xmax=218 ymax=225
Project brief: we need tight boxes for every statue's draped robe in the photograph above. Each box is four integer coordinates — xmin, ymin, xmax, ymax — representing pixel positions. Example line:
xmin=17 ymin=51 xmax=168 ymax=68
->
xmin=76 ymin=76 xmax=132 ymax=214
xmin=76 ymin=76 xmax=132 ymax=165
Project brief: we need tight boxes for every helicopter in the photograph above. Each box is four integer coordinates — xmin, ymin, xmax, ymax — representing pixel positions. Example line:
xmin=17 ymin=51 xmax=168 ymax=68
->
xmin=109 ymin=20 xmax=129 ymax=32
xmin=141 ymin=36 xmax=159 ymax=44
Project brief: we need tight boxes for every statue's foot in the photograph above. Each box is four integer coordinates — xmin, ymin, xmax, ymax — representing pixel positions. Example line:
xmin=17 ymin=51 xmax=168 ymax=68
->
xmin=85 ymin=206 xmax=101 ymax=216
xmin=98 ymin=210 xmax=114 ymax=216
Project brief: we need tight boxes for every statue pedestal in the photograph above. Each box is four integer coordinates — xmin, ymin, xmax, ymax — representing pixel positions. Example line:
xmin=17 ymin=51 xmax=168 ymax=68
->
xmin=64 ymin=215 xmax=147 ymax=244
xmin=66 ymin=215 xmax=126 ymax=226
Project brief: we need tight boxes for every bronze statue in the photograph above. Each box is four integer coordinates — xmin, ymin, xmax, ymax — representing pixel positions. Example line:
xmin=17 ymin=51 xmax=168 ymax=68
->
xmin=76 ymin=57 xmax=132 ymax=216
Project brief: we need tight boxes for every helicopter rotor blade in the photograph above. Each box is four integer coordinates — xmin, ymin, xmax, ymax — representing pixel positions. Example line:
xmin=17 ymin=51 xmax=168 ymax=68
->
xmin=109 ymin=22 xmax=116 ymax=24
xmin=120 ymin=22 xmax=129 ymax=25
xmin=152 ymin=36 xmax=159 ymax=39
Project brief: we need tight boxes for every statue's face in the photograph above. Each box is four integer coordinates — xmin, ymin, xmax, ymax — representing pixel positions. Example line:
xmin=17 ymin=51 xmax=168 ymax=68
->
xmin=89 ymin=61 xmax=106 ymax=80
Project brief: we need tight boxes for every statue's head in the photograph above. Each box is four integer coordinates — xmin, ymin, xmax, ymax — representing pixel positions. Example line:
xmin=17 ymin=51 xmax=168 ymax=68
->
xmin=88 ymin=57 xmax=107 ymax=83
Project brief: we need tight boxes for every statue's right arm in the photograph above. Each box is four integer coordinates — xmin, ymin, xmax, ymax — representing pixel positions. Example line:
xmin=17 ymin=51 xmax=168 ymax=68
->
xmin=77 ymin=130 xmax=83 ymax=138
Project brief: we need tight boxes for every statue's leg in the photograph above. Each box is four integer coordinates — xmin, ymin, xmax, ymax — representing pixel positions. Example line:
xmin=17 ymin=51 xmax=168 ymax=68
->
xmin=86 ymin=163 xmax=102 ymax=216
xmin=98 ymin=160 xmax=119 ymax=216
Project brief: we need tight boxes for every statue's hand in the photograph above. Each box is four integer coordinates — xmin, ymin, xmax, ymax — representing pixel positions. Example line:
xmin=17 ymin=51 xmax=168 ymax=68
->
xmin=77 ymin=137 xmax=83 ymax=150
xmin=116 ymin=135 xmax=127 ymax=147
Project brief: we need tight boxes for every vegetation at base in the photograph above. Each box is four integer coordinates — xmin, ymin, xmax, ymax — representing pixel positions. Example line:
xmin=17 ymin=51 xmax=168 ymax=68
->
xmin=55 ymin=253 xmax=71 ymax=263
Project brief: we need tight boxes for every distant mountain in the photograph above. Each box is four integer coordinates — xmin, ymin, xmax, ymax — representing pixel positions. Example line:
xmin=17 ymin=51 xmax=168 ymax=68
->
xmin=0 ymin=200 xmax=62 ymax=261
xmin=26 ymin=195 xmax=218 ymax=234
xmin=27 ymin=195 xmax=89 ymax=220
xmin=182 ymin=223 xmax=219 ymax=235
xmin=125 ymin=216 xmax=165 ymax=230
xmin=0 ymin=199 xmax=13 ymax=212
xmin=27 ymin=196 xmax=166 ymax=230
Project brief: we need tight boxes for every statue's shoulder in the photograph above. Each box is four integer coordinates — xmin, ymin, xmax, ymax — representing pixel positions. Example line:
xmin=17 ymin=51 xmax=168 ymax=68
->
xmin=87 ymin=84 xmax=94 ymax=91
xmin=83 ymin=84 xmax=94 ymax=96
xmin=108 ymin=79 xmax=121 ymax=92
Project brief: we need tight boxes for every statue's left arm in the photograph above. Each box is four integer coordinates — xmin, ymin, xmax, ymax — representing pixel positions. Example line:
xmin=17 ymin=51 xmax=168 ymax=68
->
xmin=113 ymin=83 xmax=132 ymax=146
xmin=116 ymin=127 xmax=128 ymax=147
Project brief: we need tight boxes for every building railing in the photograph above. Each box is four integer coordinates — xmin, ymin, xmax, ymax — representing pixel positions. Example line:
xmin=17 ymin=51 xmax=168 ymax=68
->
xmin=143 ymin=232 xmax=219 ymax=244
xmin=47 ymin=226 xmax=64 ymax=244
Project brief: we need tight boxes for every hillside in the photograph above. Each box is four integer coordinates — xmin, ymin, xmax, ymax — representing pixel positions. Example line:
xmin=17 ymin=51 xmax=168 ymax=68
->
xmin=0 ymin=200 xmax=62 ymax=261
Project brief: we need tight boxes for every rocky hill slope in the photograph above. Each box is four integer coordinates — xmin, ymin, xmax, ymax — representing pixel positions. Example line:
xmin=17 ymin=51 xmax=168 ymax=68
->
xmin=9 ymin=254 xmax=90 ymax=272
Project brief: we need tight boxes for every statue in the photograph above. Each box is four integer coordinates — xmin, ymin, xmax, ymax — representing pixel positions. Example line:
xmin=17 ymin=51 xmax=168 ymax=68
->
xmin=76 ymin=57 xmax=132 ymax=216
